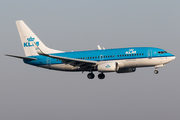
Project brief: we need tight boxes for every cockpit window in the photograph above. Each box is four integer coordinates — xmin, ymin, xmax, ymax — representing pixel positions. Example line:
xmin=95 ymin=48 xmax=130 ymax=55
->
xmin=158 ymin=51 xmax=167 ymax=54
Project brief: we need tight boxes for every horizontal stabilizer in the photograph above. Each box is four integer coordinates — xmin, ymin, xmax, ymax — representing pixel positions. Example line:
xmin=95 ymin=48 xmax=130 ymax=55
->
xmin=5 ymin=54 xmax=37 ymax=60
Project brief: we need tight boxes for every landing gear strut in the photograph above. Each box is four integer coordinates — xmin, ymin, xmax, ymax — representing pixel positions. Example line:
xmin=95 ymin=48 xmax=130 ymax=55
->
xmin=87 ymin=72 xmax=95 ymax=79
xmin=98 ymin=73 xmax=105 ymax=79
xmin=154 ymin=70 xmax=159 ymax=74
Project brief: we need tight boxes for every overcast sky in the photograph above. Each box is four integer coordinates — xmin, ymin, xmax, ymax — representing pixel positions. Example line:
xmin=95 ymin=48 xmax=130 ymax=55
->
xmin=0 ymin=0 xmax=180 ymax=120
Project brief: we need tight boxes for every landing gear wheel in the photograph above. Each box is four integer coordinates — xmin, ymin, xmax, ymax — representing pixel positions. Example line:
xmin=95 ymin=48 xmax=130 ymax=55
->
xmin=154 ymin=70 xmax=159 ymax=74
xmin=98 ymin=73 xmax=105 ymax=79
xmin=87 ymin=73 xmax=95 ymax=79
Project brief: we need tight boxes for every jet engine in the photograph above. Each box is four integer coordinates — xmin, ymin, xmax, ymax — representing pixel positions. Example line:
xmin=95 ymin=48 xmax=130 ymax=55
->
xmin=97 ymin=62 xmax=119 ymax=72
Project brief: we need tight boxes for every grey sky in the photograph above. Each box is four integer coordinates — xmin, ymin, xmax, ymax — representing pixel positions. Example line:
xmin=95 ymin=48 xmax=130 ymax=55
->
xmin=0 ymin=0 xmax=180 ymax=120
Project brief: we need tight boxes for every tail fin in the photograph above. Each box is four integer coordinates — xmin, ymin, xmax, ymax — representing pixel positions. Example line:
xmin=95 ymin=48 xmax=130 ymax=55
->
xmin=16 ymin=20 xmax=64 ymax=56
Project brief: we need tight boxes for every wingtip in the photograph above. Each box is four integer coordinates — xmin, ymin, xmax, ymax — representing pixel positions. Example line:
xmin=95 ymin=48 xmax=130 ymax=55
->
xmin=15 ymin=20 xmax=24 ymax=23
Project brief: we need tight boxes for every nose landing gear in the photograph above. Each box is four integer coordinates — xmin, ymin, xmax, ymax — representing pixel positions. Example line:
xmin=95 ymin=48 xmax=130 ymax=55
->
xmin=154 ymin=70 xmax=159 ymax=74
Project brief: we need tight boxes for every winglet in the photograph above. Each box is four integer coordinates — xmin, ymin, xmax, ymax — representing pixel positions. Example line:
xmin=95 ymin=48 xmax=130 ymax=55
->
xmin=97 ymin=45 xmax=102 ymax=50
xmin=97 ymin=45 xmax=105 ymax=50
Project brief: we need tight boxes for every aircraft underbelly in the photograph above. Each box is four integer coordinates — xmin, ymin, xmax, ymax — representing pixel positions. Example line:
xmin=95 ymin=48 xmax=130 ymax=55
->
xmin=38 ymin=57 xmax=170 ymax=71
xmin=135 ymin=57 xmax=167 ymax=67
xmin=121 ymin=57 xmax=168 ymax=68
xmin=39 ymin=64 xmax=80 ymax=71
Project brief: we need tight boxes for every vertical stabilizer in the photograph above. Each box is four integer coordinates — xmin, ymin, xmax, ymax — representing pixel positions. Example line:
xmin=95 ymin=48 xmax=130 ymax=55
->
xmin=16 ymin=20 xmax=64 ymax=56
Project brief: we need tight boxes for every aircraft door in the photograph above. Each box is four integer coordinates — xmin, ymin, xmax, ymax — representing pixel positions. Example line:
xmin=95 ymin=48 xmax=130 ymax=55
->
xmin=99 ymin=55 xmax=104 ymax=61
xmin=46 ymin=57 xmax=51 ymax=66
xmin=147 ymin=49 xmax=152 ymax=59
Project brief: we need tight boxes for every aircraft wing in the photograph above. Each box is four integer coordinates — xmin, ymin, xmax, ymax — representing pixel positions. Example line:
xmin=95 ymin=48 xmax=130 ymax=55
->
xmin=33 ymin=42 xmax=97 ymax=68
xmin=42 ymin=53 xmax=97 ymax=65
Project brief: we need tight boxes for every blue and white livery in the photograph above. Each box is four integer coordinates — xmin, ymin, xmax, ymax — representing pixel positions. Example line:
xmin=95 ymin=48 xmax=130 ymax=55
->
xmin=6 ymin=20 xmax=176 ymax=79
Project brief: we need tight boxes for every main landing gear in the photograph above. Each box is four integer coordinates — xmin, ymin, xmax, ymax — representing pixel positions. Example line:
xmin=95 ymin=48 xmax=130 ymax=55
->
xmin=87 ymin=72 xmax=105 ymax=79
xmin=87 ymin=72 xmax=95 ymax=79
xmin=98 ymin=73 xmax=105 ymax=79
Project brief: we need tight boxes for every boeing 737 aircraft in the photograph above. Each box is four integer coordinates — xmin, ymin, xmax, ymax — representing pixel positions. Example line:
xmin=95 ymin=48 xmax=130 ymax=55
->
xmin=6 ymin=20 xmax=176 ymax=79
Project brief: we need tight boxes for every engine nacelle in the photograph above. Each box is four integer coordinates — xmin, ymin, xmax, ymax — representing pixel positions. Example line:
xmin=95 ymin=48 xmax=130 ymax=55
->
xmin=116 ymin=68 xmax=136 ymax=73
xmin=98 ymin=62 xmax=118 ymax=72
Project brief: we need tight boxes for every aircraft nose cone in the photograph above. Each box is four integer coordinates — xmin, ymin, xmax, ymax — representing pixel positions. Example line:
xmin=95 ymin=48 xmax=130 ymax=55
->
xmin=167 ymin=55 xmax=175 ymax=63
xmin=169 ymin=55 xmax=176 ymax=61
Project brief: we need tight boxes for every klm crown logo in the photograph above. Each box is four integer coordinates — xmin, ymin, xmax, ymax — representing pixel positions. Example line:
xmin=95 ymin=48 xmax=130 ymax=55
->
xmin=24 ymin=36 xmax=39 ymax=47
xmin=105 ymin=64 xmax=111 ymax=68
xmin=27 ymin=36 xmax=35 ymax=41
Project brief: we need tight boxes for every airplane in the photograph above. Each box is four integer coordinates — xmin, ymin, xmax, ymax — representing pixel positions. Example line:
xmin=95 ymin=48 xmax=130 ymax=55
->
xmin=5 ymin=20 xmax=176 ymax=79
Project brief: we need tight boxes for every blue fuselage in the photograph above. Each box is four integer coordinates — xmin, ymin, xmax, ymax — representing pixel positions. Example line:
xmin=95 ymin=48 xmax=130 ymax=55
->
xmin=24 ymin=47 xmax=174 ymax=66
